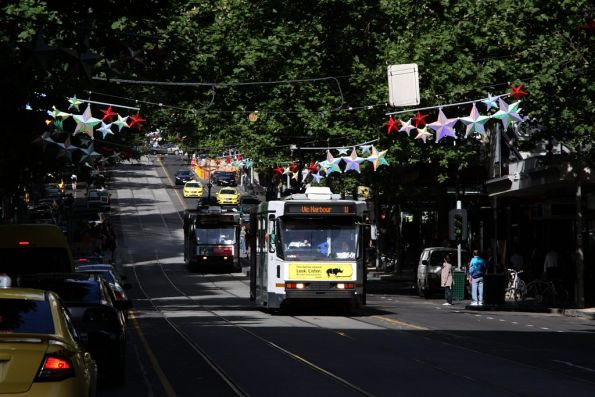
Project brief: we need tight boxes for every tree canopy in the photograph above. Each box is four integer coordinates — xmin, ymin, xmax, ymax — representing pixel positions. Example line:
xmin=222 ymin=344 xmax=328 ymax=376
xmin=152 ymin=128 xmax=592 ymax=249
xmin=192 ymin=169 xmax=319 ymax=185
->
xmin=1 ymin=0 xmax=593 ymax=195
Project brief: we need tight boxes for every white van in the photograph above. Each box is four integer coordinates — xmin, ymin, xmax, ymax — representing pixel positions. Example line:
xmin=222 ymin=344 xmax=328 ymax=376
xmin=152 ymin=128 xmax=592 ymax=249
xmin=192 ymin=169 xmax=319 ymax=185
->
xmin=416 ymin=247 xmax=469 ymax=298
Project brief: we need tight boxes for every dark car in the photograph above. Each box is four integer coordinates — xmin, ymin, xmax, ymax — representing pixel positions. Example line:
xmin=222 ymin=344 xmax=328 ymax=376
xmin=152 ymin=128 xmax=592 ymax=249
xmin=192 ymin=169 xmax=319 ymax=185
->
xmin=211 ymin=171 xmax=237 ymax=186
xmin=175 ymin=169 xmax=193 ymax=185
xmin=416 ymin=247 xmax=469 ymax=298
xmin=75 ymin=263 xmax=132 ymax=319
xmin=17 ymin=273 xmax=129 ymax=386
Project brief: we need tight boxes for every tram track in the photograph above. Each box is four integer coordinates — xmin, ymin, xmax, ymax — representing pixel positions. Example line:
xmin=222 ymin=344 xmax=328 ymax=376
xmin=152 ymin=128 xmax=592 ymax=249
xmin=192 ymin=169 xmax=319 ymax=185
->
xmin=134 ymin=254 xmax=378 ymax=397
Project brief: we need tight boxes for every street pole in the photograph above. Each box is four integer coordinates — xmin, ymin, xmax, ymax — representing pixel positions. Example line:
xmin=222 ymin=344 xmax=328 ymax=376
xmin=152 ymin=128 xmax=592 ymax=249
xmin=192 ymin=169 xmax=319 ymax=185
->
xmin=457 ymin=199 xmax=462 ymax=270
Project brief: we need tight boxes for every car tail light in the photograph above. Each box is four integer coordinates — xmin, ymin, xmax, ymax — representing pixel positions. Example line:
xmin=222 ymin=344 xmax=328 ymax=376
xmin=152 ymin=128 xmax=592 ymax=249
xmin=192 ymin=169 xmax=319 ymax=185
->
xmin=336 ymin=283 xmax=355 ymax=289
xmin=18 ymin=241 xmax=30 ymax=246
xmin=36 ymin=355 xmax=75 ymax=382
xmin=286 ymin=282 xmax=305 ymax=289
xmin=84 ymin=307 xmax=116 ymax=322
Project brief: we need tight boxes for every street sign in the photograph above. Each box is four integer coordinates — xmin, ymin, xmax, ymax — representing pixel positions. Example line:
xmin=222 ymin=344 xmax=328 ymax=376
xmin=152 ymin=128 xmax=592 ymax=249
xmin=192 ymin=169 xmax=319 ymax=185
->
xmin=387 ymin=64 xmax=420 ymax=107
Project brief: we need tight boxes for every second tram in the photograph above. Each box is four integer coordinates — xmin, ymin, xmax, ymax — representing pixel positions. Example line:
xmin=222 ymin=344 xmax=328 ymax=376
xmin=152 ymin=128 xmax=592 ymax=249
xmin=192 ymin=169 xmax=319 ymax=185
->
xmin=183 ymin=206 xmax=241 ymax=272
xmin=249 ymin=187 xmax=368 ymax=309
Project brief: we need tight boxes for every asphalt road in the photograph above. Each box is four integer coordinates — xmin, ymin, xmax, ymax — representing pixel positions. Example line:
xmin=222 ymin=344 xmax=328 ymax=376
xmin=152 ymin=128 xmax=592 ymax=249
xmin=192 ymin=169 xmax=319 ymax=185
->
xmin=98 ymin=156 xmax=595 ymax=397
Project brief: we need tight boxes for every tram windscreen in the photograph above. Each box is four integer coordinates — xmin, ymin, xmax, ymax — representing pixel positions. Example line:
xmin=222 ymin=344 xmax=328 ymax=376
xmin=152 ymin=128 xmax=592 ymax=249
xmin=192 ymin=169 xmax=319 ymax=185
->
xmin=195 ymin=226 xmax=235 ymax=244
xmin=277 ymin=218 xmax=358 ymax=261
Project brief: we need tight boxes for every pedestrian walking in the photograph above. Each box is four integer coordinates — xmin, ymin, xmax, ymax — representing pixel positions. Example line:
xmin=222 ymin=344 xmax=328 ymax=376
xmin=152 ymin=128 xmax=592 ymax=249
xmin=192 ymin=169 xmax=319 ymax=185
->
xmin=468 ymin=249 xmax=486 ymax=306
xmin=70 ymin=174 xmax=77 ymax=191
xmin=543 ymin=247 xmax=559 ymax=281
xmin=441 ymin=254 xmax=454 ymax=305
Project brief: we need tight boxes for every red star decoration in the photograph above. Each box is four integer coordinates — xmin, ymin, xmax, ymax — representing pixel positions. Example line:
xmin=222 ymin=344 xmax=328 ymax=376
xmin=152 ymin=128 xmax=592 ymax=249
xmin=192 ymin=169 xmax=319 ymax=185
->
xmin=307 ymin=162 xmax=319 ymax=173
xmin=273 ymin=165 xmax=285 ymax=175
xmin=580 ymin=16 xmax=595 ymax=35
xmin=510 ymin=84 xmax=528 ymax=100
xmin=289 ymin=162 xmax=299 ymax=172
xmin=215 ymin=159 xmax=221 ymax=166
xmin=225 ymin=156 xmax=231 ymax=164
xmin=236 ymin=154 xmax=243 ymax=161
xmin=128 ymin=112 xmax=146 ymax=130
xmin=412 ymin=111 xmax=429 ymax=127
xmin=100 ymin=105 xmax=117 ymax=122
xmin=385 ymin=116 xmax=400 ymax=135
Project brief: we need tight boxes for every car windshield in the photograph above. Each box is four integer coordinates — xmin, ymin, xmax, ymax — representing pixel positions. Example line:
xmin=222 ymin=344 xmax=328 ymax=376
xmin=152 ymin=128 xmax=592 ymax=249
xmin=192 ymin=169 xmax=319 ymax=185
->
xmin=18 ymin=276 xmax=101 ymax=303
xmin=220 ymin=189 xmax=237 ymax=195
xmin=77 ymin=269 xmax=116 ymax=284
xmin=276 ymin=217 xmax=359 ymax=261
xmin=186 ymin=182 xmax=201 ymax=188
xmin=196 ymin=226 xmax=235 ymax=244
xmin=0 ymin=299 xmax=54 ymax=334
xmin=177 ymin=171 xmax=191 ymax=176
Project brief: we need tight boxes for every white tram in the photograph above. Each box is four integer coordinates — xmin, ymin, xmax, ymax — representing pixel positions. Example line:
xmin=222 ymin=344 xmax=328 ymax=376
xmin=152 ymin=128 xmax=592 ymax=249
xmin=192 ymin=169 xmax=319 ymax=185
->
xmin=249 ymin=187 xmax=369 ymax=309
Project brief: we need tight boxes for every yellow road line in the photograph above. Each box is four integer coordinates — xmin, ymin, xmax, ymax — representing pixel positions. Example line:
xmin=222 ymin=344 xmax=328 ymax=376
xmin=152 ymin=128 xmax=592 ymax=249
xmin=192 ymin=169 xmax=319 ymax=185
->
xmin=371 ymin=315 xmax=429 ymax=331
xmin=130 ymin=311 xmax=178 ymax=397
xmin=157 ymin=157 xmax=186 ymax=215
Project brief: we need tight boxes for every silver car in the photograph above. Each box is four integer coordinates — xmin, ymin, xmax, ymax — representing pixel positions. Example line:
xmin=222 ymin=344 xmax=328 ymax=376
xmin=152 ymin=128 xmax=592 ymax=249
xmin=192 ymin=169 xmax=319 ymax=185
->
xmin=416 ymin=247 xmax=469 ymax=298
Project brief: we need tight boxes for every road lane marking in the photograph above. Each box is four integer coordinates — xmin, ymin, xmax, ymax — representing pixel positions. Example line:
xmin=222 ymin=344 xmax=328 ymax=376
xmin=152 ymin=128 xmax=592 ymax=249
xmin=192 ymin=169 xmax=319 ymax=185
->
xmin=553 ymin=360 xmax=595 ymax=373
xmin=130 ymin=311 xmax=178 ymax=397
xmin=372 ymin=315 xmax=429 ymax=330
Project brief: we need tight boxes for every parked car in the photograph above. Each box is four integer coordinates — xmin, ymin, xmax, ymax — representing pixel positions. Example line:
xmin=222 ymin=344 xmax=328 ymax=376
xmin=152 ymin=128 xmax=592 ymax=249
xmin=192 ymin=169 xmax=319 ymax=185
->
xmin=17 ymin=273 xmax=129 ymax=386
xmin=216 ymin=187 xmax=241 ymax=205
xmin=211 ymin=171 xmax=237 ymax=186
xmin=183 ymin=180 xmax=204 ymax=198
xmin=0 ymin=287 xmax=98 ymax=396
xmin=175 ymin=169 xmax=193 ymax=185
xmin=75 ymin=263 xmax=132 ymax=318
xmin=416 ymin=247 xmax=469 ymax=298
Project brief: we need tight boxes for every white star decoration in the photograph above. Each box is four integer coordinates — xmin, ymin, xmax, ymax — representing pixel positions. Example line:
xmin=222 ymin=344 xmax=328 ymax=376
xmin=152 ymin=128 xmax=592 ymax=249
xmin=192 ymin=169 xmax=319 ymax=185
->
xmin=72 ymin=104 xmax=100 ymax=137
xmin=414 ymin=126 xmax=433 ymax=143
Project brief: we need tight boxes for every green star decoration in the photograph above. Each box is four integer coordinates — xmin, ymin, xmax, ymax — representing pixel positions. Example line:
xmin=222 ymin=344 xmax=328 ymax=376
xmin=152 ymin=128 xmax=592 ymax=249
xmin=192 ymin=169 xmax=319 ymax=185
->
xmin=67 ymin=95 xmax=83 ymax=111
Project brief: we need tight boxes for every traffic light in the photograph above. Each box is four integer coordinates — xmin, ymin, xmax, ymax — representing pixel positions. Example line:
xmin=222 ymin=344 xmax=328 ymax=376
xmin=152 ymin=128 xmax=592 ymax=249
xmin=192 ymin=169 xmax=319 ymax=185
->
xmin=448 ymin=209 xmax=468 ymax=241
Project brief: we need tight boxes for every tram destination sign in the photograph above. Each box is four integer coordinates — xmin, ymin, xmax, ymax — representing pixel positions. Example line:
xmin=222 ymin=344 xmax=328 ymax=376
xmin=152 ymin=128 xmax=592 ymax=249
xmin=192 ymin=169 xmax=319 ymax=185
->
xmin=285 ymin=203 xmax=356 ymax=216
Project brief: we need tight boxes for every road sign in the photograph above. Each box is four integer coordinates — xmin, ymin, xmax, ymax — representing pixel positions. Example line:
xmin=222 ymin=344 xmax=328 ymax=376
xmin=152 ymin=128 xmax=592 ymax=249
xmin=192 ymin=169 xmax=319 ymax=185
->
xmin=387 ymin=64 xmax=420 ymax=107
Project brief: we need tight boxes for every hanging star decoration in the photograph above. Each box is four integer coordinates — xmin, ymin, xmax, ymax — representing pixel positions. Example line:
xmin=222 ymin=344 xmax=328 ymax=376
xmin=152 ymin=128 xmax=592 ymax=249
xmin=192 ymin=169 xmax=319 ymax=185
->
xmin=398 ymin=119 xmax=416 ymax=135
xmin=273 ymin=165 xmax=285 ymax=175
xmin=428 ymin=109 xmax=458 ymax=143
xmin=460 ymin=103 xmax=489 ymax=138
xmin=112 ymin=114 xmax=129 ymax=131
xmin=510 ymin=84 xmax=528 ymax=100
xmin=72 ymin=104 xmax=101 ymax=137
xmin=414 ymin=126 xmax=433 ymax=143
xmin=336 ymin=147 xmax=349 ymax=155
xmin=100 ymin=105 xmax=117 ymax=122
xmin=493 ymin=98 xmax=523 ymax=129
xmin=367 ymin=146 xmax=389 ymax=171
xmin=128 ymin=111 xmax=146 ymax=130
xmin=67 ymin=95 xmax=83 ymax=111
xmin=311 ymin=172 xmax=324 ymax=183
xmin=48 ymin=106 xmax=72 ymax=120
xmin=412 ymin=111 xmax=429 ymax=127
xmin=342 ymin=148 xmax=365 ymax=173
xmin=307 ymin=162 xmax=319 ymax=173
xmin=97 ymin=122 xmax=114 ymax=139
xmin=359 ymin=144 xmax=372 ymax=154
xmin=79 ymin=143 xmax=101 ymax=162
xmin=324 ymin=150 xmax=342 ymax=174
xmin=385 ymin=116 xmax=400 ymax=135
xmin=481 ymin=93 xmax=499 ymax=111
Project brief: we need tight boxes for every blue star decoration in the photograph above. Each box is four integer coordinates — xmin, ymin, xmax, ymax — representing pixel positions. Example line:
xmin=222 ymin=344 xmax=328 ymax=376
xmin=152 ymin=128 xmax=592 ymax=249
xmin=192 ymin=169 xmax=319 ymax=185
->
xmin=481 ymin=93 xmax=498 ymax=111
xmin=359 ymin=144 xmax=372 ymax=154
xmin=311 ymin=172 xmax=324 ymax=183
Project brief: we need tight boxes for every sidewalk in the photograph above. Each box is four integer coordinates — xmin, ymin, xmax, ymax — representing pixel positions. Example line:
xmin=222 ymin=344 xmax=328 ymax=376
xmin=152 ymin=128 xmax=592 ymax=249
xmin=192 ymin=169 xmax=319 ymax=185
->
xmin=372 ymin=267 xmax=595 ymax=320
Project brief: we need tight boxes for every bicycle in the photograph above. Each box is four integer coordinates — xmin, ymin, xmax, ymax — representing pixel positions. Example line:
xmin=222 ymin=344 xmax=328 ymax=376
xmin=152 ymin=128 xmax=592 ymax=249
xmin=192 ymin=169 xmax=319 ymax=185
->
xmin=524 ymin=278 xmax=568 ymax=306
xmin=504 ymin=268 xmax=526 ymax=302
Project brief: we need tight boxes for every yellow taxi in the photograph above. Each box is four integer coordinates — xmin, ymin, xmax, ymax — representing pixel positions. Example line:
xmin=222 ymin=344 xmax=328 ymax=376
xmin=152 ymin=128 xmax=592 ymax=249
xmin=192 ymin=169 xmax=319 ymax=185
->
xmin=0 ymin=287 xmax=97 ymax=396
xmin=215 ymin=187 xmax=241 ymax=205
xmin=183 ymin=180 xmax=204 ymax=198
